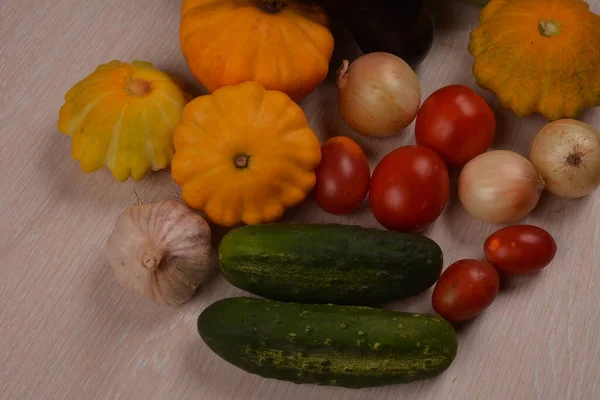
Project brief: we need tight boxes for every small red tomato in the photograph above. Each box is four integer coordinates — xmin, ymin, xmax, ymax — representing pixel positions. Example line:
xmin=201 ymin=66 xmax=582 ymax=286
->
xmin=314 ymin=136 xmax=371 ymax=215
xmin=484 ymin=225 xmax=557 ymax=275
xmin=369 ymin=145 xmax=450 ymax=233
xmin=415 ymin=85 xmax=496 ymax=166
xmin=432 ymin=259 xmax=500 ymax=323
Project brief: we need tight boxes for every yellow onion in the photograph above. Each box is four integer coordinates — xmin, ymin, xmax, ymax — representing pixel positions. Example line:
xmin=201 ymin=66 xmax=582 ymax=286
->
xmin=458 ymin=150 xmax=545 ymax=224
xmin=337 ymin=52 xmax=421 ymax=137
xmin=530 ymin=119 xmax=600 ymax=199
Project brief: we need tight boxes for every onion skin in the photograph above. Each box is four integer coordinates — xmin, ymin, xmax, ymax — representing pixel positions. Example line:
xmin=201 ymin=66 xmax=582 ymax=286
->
xmin=530 ymin=119 xmax=600 ymax=199
xmin=458 ymin=150 xmax=545 ymax=224
xmin=337 ymin=52 xmax=421 ymax=137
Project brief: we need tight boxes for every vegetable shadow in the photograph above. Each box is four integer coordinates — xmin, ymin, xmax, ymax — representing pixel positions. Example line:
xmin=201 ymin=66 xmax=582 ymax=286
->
xmin=438 ymin=168 xmax=475 ymax=245
xmin=281 ymin=191 xmax=379 ymax=228
xmin=38 ymin=131 xmax=88 ymax=199
xmin=429 ymin=0 xmax=458 ymax=35
xmin=449 ymin=311 xmax=486 ymax=334
xmin=490 ymin=108 xmax=514 ymax=150
xmin=498 ymin=272 xmax=544 ymax=293
xmin=180 ymin=339 xmax=268 ymax=398
xmin=384 ymin=288 xmax=436 ymax=315
xmin=39 ymin=129 xmax=126 ymax=208
xmin=40 ymin=126 xmax=180 ymax=209
xmin=84 ymin=256 xmax=170 ymax=336
xmin=325 ymin=18 xmax=363 ymax=82
xmin=576 ymin=106 xmax=598 ymax=123
xmin=529 ymin=189 xmax=593 ymax=222
xmin=208 ymin=222 xmax=232 ymax=251
xmin=490 ymin=109 xmax=547 ymax=154
xmin=162 ymin=67 xmax=209 ymax=100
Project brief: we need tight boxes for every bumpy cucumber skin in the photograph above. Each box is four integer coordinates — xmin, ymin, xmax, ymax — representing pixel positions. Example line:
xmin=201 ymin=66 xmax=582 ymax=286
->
xmin=198 ymin=297 xmax=458 ymax=388
xmin=218 ymin=224 xmax=443 ymax=305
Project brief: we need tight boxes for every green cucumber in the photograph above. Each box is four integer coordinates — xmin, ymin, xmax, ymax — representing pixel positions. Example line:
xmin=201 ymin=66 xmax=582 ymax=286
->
xmin=198 ymin=297 xmax=458 ymax=388
xmin=218 ymin=224 xmax=443 ymax=305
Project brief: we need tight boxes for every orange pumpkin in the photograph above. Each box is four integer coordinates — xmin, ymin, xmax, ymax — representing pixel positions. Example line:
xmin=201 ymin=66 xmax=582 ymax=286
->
xmin=179 ymin=0 xmax=334 ymax=101
xmin=469 ymin=0 xmax=600 ymax=120
xmin=171 ymin=81 xmax=322 ymax=227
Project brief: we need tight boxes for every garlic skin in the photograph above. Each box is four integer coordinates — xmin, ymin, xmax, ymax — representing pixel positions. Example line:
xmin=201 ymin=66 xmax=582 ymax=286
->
xmin=106 ymin=201 xmax=212 ymax=306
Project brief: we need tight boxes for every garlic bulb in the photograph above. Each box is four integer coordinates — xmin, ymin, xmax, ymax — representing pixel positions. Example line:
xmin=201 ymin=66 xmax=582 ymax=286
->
xmin=106 ymin=200 xmax=212 ymax=306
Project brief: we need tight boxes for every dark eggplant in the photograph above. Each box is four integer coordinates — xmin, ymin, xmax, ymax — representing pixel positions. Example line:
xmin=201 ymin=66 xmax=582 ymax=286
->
xmin=302 ymin=0 xmax=435 ymax=66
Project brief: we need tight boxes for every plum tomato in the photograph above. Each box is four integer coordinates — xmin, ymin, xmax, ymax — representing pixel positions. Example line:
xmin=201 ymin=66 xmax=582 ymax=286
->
xmin=484 ymin=225 xmax=557 ymax=275
xmin=432 ymin=259 xmax=500 ymax=323
xmin=313 ymin=136 xmax=371 ymax=215
xmin=415 ymin=85 xmax=496 ymax=166
xmin=369 ymin=145 xmax=450 ymax=233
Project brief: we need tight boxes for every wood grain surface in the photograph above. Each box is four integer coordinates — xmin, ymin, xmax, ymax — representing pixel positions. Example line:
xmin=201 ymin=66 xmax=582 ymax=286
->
xmin=1 ymin=1 xmax=599 ymax=399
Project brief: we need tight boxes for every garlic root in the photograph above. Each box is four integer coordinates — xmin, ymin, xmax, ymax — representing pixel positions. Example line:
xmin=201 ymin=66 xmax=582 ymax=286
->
xmin=106 ymin=200 xmax=212 ymax=306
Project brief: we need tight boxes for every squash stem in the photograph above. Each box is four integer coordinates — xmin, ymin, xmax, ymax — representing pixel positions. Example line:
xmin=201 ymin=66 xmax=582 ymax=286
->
xmin=262 ymin=0 xmax=286 ymax=13
xmin=235 ymin=154 xmax=250 ymax=169
xmin=538 ymin=20 xmax=562 ymax=37
xmin=126 ymin=78 xmax=152 ymax=97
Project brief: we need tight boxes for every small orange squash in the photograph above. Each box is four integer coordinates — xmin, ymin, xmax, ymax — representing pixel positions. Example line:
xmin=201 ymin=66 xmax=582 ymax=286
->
xmin=179 ymin=0 xmax=334 ymax=101
xmin=171 ymin=81 xmax=321 ymax=227
xmin=58 ymin=60 xmax=189 ymax=181
xmin=469 ymin=0 xmax=600 ymax=120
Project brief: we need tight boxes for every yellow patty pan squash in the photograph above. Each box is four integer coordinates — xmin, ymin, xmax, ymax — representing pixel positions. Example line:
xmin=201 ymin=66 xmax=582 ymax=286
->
xmin=171 ymin=81 xmax=321 ymax=227
xmin=469 ymin=0 xmax=600 ymax=120
xmin=58 ymin=60 xmax=189 ymax=181
xmin=179 ymin=0 xmax=334 ymax=101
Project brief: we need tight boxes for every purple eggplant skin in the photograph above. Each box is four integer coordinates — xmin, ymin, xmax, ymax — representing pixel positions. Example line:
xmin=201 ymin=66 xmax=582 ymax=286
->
xmin=300 ymin=0 xmax=435 ymax=66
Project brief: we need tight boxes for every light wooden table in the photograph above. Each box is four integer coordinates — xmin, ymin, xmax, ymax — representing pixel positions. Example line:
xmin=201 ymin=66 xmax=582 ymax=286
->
xmin=2 ymin=1 xmax=599 ymax=399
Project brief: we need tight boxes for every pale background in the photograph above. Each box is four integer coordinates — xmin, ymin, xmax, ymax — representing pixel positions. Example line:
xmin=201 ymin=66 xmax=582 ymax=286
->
xmin=1 ymin=1 xmax=599 ymax=399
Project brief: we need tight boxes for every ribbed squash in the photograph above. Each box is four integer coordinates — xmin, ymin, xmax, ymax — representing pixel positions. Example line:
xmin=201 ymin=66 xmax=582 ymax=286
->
xmin=179 ymin=0 xmax=334 ymax=101
xmin=171 ymin=81 xmax=321 ymax=227
xmin=469 ymin=0 xmax=600 ymax=120
xmin=58 ymin=60 xmax=189 ymax=181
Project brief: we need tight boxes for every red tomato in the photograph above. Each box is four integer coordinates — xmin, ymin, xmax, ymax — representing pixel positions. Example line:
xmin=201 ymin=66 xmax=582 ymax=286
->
xmin=313 ymin=136 xmax=371 ymax=215
xmin=369 ymin=145 xmax=449 ymax=233
xmin=484 ymin=225 xmax=557 ymax=275
xmin=415 ymin=85 xmax=496 ymax=166
xmin=432 ymin=259 xmax=500 ymax=323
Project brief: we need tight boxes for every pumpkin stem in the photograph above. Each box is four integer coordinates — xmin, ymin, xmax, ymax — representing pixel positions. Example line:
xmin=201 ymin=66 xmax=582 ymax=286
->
xmin=538 ymin=20 xmax=562 ymax=37
xmin=126 ymin=78 xmax=152 ymax=97
xmin=234 ymin=154 xmax=250 ymax=169
xmin=261 ymin=0 xmax=286 ymax=13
